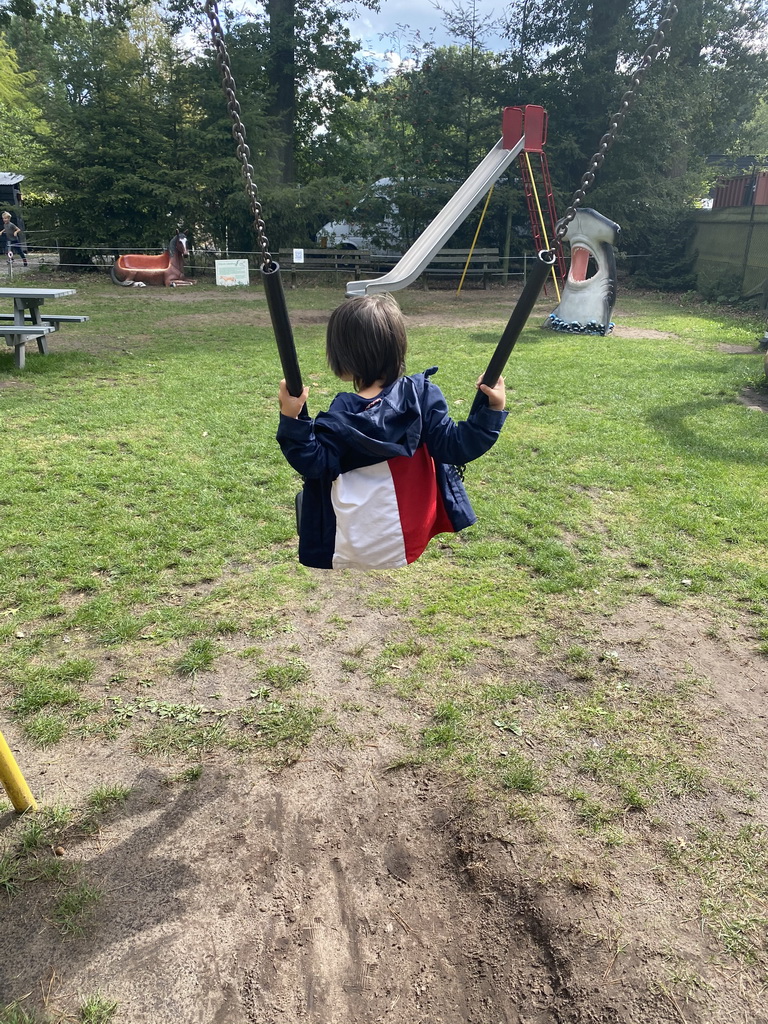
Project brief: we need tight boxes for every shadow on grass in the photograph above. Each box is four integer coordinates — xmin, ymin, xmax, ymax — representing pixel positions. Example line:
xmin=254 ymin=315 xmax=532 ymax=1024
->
xmin=646 ymin=397 xmax=765 ymax=465
xmin=466 ymin=325 xmax=563 ymax=348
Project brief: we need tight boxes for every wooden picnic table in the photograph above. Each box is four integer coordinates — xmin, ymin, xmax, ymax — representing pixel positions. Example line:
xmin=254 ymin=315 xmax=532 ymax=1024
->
xmin=0 ymin=287 xmax=80 ymax=369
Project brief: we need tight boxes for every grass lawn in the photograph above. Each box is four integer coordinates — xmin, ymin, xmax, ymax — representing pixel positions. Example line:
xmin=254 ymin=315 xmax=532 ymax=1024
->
xmin=0 ymin=274 xmax=766 ymax=1023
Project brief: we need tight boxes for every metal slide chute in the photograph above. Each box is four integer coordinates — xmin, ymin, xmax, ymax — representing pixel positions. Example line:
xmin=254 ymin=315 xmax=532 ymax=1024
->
xmin=344 ymin=135 xmax=526 ymax=297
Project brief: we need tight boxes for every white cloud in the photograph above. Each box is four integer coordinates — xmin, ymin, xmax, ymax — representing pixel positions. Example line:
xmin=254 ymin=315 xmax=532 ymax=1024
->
xmin=345 ymin=0 xmax=509 ymax=55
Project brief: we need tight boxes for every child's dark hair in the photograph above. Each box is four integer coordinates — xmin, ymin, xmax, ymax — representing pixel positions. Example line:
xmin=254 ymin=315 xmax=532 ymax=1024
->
xmin=326 ymin=294 xmax=407 ymax=389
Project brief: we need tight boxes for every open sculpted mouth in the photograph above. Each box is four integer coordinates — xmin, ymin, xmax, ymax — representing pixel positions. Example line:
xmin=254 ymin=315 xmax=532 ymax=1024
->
xmin=568 ymin=244 xmax=597 ymax=283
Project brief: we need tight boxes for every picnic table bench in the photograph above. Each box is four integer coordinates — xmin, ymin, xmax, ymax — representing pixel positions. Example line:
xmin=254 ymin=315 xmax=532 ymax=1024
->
xmin=0 ymin=314 xmax=90 ymax=327
xmin=0 ymin=287 xmax=82 ymax=369
xmin=0 ymin=324 xmax=56 ymax=366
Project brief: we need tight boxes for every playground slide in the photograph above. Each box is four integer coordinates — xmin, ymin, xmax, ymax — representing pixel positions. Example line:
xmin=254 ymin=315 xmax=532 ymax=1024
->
xmin=345 ymin=135 xmax=526 ymax=297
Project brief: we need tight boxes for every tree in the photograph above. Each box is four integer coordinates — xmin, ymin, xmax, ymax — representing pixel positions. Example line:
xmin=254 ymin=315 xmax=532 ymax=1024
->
xmin=733 ymin=99 xmax=768 ymax=160
xmin=497 ymin=0 xmax=768 ymax=254
xmin=0 ymin=31 xmax=45 ymax=175
xmin=0 ymin=0 xmax=36 ymax=24
xmin=11 ymin=5 xmax=206 ymax=257
xmin=170 ymin=0 xmax=378 ymax=185
xmin=334 ymin=23 xmax=518 ymax=252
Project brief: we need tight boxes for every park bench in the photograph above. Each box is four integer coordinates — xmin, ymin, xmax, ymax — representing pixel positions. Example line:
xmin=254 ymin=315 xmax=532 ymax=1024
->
xmin=0 ymin=324 xmax=56 ymax=369
xmin=422 ymin=247 xmax=500 ymax=289
xmin=277 ymin=249 xmax=371 ymax=287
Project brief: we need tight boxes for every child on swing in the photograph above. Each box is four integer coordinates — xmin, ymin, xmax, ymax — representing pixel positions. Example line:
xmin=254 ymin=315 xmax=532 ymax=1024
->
xmin=277 ymin=293 xmax=507 ymax=570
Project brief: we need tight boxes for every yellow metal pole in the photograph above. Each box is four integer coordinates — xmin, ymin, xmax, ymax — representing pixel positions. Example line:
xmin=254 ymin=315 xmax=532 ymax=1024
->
xmin=457 ymin=185 xmax=494 ymax=297
xmin=0 ymin=729 xmax=37 ymax=813
xmin=524 ymin=152 xmax=561 ymax=303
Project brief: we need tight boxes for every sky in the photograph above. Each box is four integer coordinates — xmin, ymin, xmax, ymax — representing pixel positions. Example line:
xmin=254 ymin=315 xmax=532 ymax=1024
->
xmin=344 ymin=0 xmax=511 ymax=66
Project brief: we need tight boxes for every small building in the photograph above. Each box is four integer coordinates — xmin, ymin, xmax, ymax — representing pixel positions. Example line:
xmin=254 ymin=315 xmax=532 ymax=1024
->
xmin=0 ymin=173 xmax=26 ymax=230
xmin=696 ymin=163 xmax=768 ymax=299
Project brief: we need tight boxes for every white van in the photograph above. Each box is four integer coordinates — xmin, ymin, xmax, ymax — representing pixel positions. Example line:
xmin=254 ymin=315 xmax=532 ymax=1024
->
xmin=316 ymin=179 xmax=402 ymax=255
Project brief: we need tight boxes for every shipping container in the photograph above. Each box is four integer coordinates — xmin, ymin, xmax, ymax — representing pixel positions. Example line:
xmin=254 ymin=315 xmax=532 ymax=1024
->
xmin=713 ymin=171 xmax=768 ymax=208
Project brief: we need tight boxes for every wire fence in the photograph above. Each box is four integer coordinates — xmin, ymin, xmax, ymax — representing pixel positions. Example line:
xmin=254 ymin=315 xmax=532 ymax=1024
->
xmin=8 ymin=237 xmax=651 ymax=288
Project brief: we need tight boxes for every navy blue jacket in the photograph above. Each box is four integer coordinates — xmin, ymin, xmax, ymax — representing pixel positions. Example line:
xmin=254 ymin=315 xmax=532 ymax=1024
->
xmin=277 ymin=368 xmax=507 ymax=569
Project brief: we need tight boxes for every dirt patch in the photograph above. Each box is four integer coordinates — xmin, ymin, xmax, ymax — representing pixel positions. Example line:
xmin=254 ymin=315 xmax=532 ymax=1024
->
xmin=0 ymin=766 xmax=699 ymax=1024
xmin=2 ymin=585 xmax=767 ymax=1023
xmin=717 ymin=343 xmax=761 ymax=354
xmin=611 ymin=325 xmax=675 ymax=340
xmin=738 ymin=387 xmax=768 ymax=413
xmin=156 ymin=309 xmax=331 ymax=330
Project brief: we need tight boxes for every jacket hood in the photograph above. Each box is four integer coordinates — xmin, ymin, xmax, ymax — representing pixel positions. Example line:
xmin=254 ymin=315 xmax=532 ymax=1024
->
xmin=314 ymin=370 xmax=435 ymax=461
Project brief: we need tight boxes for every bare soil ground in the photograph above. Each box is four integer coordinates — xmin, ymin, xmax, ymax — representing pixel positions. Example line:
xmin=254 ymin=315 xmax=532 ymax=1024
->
xmin=2 ymin=580 xmax=768 ymax=1024
xmin=1 ymin=293 xmax=767 ymax=1024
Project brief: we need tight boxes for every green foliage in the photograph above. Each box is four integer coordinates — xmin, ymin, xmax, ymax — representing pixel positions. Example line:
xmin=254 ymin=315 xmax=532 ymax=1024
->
xmin=736 ymin=98 xmax=768 ymax=158
xmin=86 ymin=785 xmax=131 ymax=813
xmin=698 ymin=270 xmax=744 ymax=305
xmin=0 ymin=853 xmax=20 ymax=896
xmin=0 ymin=1005 xmax=41 ymax=1024
xmin=422 ymin=701 xmax=467 ymax=756
xmin=511 ymin=1 xmax=768 ymax=257
xmin=13 ymin=672 xmax=81 ymax=715
xmin=80 ymin=995 xmax=118 ymax=1024
xmin=17 ymin=10 xmax=208 ymax=250
xmin=22 ymin=714 xmax=67 ymax=746
xmin=3 ymin=0 xmax=767 ymax=265
xmin=135 ymin=720 xmax=229 ymax=757
xmin=0 ymin=30 xmax=46 ymax=174
xmin=668 ymin=823 xmax=768 ymax=964
xmin=175 ymin=638 xmax=221 ymax=676
xmin=627 ymin=211 xmax=698 ymax=292
xmin=246 ymin=699 xmax=324 ymax=752
xmin=261 ymin=658 xmax=310 ymax=689
xmin=0 ymin=29 xmax=35 ymax=107
xmin=500 ymin=752 xmax=543 ymax=793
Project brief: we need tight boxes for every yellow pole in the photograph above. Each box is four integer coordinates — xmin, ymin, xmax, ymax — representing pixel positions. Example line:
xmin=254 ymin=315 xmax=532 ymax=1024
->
xmin=0 ymin=729 xmax=37 ymax=813
xmin=524 ymin=152 xmax=561 ymax=303
xmin=457 ymin=185 xmax=494 ymax=297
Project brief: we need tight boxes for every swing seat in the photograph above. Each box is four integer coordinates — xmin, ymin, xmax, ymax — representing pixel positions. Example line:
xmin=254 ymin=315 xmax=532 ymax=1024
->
xmin=116 ymin=252 xmax=173 ymax=272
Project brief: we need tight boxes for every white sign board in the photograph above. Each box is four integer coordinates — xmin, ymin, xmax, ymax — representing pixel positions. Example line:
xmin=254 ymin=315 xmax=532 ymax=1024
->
xmin=215 ymin=259 xmax=250 ymax=287
xmin=293 ymin=248 xmax=305 ymax=263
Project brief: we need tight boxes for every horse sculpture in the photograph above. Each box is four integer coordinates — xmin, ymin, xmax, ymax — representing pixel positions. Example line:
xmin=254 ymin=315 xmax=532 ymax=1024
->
xmin=111 ymin=231 xmax=195 ymax=287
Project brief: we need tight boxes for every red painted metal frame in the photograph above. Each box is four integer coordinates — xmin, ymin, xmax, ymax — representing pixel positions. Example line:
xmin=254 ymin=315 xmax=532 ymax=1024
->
xmin=504 ymin=105 xmax=566 ymax=285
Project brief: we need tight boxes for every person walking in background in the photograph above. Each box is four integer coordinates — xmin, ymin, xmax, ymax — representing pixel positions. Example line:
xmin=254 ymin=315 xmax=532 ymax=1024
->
xmin=1 ymin=212 xmax=28 ymax=266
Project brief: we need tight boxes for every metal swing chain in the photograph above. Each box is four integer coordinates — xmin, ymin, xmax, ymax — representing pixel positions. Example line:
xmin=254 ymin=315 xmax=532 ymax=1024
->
xmin=554 ymin=1 xmax=679 ymax=246
xmin=204 ymin=0 xmax=272 ymax=269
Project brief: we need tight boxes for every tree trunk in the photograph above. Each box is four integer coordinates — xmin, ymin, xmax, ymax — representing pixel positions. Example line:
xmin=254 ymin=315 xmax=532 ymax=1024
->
xmin=666 ymin=0 xmax=704 ymax=178
xmin=668 ymin=0 xmax=704 ymax=70
xmin=579 ymin=0 xmax=632 ymax=127
xmin=266 ymin=0 xmax=297 ymax=183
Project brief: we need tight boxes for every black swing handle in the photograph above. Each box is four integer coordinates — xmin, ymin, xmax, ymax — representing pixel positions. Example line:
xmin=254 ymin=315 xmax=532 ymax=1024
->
xmin=470 ymin=250 xmax=555 ymax=415
xmin=261 ymin=261 xmax=305 ymax=400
